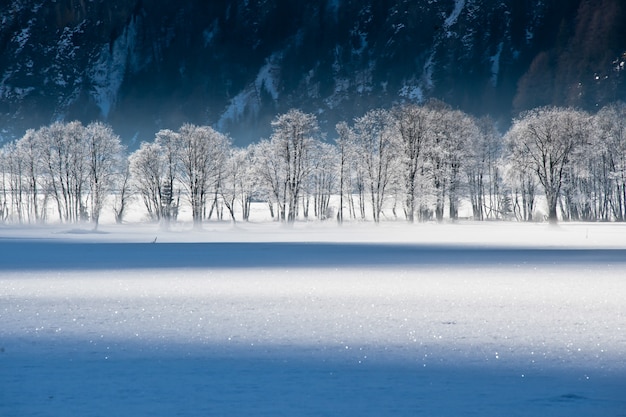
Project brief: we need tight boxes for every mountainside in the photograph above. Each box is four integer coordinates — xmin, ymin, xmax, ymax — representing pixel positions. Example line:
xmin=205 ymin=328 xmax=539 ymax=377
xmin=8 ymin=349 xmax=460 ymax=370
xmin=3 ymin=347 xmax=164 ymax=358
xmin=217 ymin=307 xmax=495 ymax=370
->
xmin=1 ymin=0 xmax=625 ymax=145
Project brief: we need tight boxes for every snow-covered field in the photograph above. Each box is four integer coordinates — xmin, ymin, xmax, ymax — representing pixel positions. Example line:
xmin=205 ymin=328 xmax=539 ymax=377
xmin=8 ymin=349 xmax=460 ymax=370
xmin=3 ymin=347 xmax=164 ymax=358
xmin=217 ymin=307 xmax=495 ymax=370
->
xmin=1 ymin=221 xmax=626 ymax=416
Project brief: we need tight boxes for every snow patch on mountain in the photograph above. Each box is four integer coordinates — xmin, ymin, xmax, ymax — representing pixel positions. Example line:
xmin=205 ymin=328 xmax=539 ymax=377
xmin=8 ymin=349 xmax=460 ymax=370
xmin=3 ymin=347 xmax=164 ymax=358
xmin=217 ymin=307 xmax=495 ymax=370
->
xmin=444 ymin=0 xmax=466 ymax=31
xmin=55 ymin=22 xmax=85 ymax=63
xmin=218 ymin=53 xmax=282 ymax=130
xmin=524 ymin=1 xmax=545 ymax=45
xmin=218 ymin=88 xmax=258 ymax=131
xmin=490 ymin=42 xmax=504 ymax=86
xmin=13 ymin=26 xmax=31 ymax=54
xmin=352 ymin=31 xmax=368 ymax=56
xmin=203 ymin=20 xmax=219 ymax=47
xmin=0 ymin=71 xmax=12 ymax=101
xmin=256 ymin=54 xmax=282 ymax=101
xmin=422 ymin=53 xmax=435 ymax=90
xmin=89 ymin=18 xmax=139 ymax=118
xmin=324 ymin=77 xmax=350 ymax=109
xmin=13 ymin=86 xmax=35 ymax=100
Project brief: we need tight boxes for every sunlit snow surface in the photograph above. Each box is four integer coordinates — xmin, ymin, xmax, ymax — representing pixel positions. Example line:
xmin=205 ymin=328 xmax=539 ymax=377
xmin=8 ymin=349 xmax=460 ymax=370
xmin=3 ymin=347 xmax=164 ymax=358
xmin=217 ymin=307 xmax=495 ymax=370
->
xmin=1 ymin=222 xmax=625 ymax=416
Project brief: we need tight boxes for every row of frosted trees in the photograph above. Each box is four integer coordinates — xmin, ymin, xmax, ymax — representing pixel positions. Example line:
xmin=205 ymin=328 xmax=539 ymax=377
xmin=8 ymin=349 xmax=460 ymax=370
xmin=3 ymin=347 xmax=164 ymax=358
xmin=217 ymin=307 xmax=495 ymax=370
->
xmin=1 ymin=101 xmax=626 ymax=227
xmin=0 ymin=121 xmax=123 ymax=227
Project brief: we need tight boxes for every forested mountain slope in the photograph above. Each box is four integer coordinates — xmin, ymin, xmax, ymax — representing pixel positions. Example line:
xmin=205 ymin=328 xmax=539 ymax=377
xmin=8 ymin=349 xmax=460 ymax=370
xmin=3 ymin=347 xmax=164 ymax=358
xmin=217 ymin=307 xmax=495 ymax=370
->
xmin=1 ymin=0 xmax=624 ymax=144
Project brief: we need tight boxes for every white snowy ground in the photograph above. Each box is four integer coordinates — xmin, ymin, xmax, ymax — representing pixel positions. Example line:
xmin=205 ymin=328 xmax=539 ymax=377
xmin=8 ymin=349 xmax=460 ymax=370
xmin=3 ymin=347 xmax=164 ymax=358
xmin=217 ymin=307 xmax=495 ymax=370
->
xmin=1 ymin=221 xmax=625 ymax=416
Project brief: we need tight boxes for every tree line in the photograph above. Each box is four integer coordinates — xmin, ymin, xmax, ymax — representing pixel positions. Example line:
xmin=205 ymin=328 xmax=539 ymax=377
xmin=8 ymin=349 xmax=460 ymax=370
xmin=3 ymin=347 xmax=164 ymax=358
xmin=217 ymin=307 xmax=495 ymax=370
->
xmin=1 ymin=100 xmax=625 ymax=227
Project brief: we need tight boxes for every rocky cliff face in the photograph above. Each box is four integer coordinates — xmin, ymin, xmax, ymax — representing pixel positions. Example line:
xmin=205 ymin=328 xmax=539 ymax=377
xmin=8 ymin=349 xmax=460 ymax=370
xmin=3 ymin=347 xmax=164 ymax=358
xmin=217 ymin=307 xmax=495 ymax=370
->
xmin=1 ymin=0 xmax=625 ymax=145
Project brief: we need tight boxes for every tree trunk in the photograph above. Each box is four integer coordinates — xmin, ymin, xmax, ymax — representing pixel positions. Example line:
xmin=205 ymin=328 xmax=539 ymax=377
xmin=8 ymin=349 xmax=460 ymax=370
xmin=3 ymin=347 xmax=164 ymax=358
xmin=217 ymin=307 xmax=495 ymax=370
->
xmin=547 ymin=194 xmax=559 ymax=224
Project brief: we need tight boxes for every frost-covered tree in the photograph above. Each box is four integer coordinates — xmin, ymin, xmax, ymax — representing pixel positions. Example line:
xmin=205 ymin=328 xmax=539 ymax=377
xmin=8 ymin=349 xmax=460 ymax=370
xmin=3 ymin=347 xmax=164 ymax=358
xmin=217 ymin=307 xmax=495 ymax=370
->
xmin=0 ymin=146 xmax=8 ymax=222
xmin=334 ymin=122 xmax=352 ymax=224
xmin=594 ymin=102 xmax=626 ymax=221
xmin=352 ymin=108 xmax=399 ymax=223
xmin=3 ymin=141 xmax=26 ymax=223
xmin=464 ymin=117 xmax=506 ymax=220
xmin=38 ymin=123 xmax=65 ymax=222
xmin=251 ymin=139 xmax=284 ymax=220
xmin=154 ymin=129 xmax=181 ymax=227
xmin=3 ymin=122 xmax=123 ymax=225
xmin=38 ymin=121 xmax=89 ymax=223
xmin=427 ymin=106 xmax=452 ymax=222
xmin=235 ymin=145 xmax=257 ymax=222
xmin=335 ymin=121 xmax=368 ymax=220
xmin=391 ymin=104 xmax=433 ymax=223
xmin=309 ymin=141 xmax=338 ymax=220
xmin=175 ymin=124 xmax=230 ymax=227
xmin=85 ymin=122 xmax=124 ymax=229
xmin=66 ymin=122 xmax=90 ymax=222
xmin=113 ymin=156 xmax=133 ymax=224
xmin=425 ymin=103 xmax=476 ymax=222
xmin=446 ymin=111 xmax=478 ymax=220
xmin=269 ymin=109 xmax=319 ymax=223
xmin=15 ymin=129 xmax=45 ymax=223
xmin=129 ymin=141 xmax=168 ymax=222
xmin=504 ymin=146 xmax=537 ymax=222
xmin=220 ymin=146 xmax=255 ymax=222
xmin=505 ymin=107 xmax=591 ymax=224
xmin=559 ymin=129 xmax=596 ymax=221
